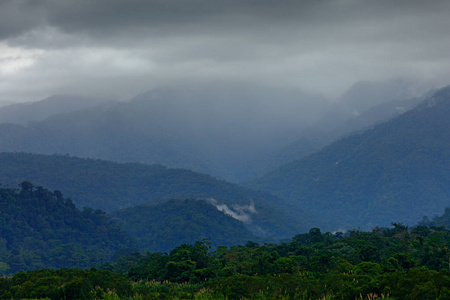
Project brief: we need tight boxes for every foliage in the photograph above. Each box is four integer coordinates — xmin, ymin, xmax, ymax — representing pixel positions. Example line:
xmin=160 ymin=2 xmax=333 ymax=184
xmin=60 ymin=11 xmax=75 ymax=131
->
xmin=0 ymin=183 xmax=133 ymax=276
xmin=0 ymin=152 xmax=302 ymax=237
xmin=3 ymin=223 xmax=450 ymax=299
xmin=0 ymin=268 xmax=132 ymax=300
xmin=111 ymin=199 xmax=257 ymax=253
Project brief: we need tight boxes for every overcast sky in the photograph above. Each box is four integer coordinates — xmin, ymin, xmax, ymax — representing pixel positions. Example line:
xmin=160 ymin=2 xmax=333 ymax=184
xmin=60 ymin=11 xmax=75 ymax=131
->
xmin=1 ymin=0 xmax=450 ymax=104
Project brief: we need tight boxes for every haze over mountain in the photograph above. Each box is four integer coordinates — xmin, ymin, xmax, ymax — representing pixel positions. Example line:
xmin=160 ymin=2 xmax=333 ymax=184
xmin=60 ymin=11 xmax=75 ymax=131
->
xmin=0 ymin=94 xmax=114 ymax=124
xmin=0 ymin=85 xmax=328 ymax=181
xmin=2 ymin=2 xmax=450 ymax=291
xmin=1 ymin=0 xmax=449 ymax=251
xmin=258 ymin=79 xmax=431 ymax=174
xmin=248 ymin=85 xmax=450 ymax=231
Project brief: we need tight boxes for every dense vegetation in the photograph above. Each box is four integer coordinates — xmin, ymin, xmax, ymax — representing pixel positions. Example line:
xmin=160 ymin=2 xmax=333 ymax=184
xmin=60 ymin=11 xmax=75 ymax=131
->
xmin=3 ymin=222 xmax=450 ymax=299
xmin=0 ymin=152 xmax=302 ymax=237
xmin=0 ymin=183 xmax=133 ymax=276
xmin=249 ymin=85 xmax=450 ymax=231
xmin=111 ymin=199 xmax=257 ymax=253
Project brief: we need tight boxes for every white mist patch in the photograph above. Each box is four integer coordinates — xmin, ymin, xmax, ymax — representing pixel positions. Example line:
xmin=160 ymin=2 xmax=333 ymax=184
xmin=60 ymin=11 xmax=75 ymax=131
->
xmin=207 ymin=198 xmax=257 ymax=224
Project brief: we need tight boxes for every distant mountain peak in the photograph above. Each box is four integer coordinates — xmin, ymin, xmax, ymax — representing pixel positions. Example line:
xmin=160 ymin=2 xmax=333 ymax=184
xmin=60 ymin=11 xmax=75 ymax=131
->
xmin=248 ymin=84 xmax=450 ymax=231
xmin=0 ymin=94 xmax=114 ymax=125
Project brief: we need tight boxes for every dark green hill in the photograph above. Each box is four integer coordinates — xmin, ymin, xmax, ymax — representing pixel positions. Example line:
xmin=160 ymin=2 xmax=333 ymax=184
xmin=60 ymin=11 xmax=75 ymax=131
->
xmin=0 ymin=183 xmax=133 ymax=276
xmin=111 ymin=199 xmax=257 ymax=253
xmin=249 ymin=85 xmax=450 ymax=231
xmin=0 ymin=152 xmax=303 ymax=238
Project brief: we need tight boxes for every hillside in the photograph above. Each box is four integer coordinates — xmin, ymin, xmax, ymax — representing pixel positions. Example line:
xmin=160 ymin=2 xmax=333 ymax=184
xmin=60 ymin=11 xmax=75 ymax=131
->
xmin=0 ymin=99 xmax=211 ymax=174
xmin=0 ymin=94 xmax=113 ymax=124
xmin=419 ymin=207 xmax=450 ymax=229
xmin=111 ymin=199 xmax=257 ymax=253
xmin=0 ymin=183 xmax=133 ymax=276
xmin=3 ymin=222 xmax=450 ymax=299
xmin=263 ymin=80 xmax=428 ymax=173
xmin=0 ymin=152 xmax=303 ymax=238
xmin=0 ymin=87 xmax=327 ymax=181
xmin=249 ymin=85 xmax=450 ymax=231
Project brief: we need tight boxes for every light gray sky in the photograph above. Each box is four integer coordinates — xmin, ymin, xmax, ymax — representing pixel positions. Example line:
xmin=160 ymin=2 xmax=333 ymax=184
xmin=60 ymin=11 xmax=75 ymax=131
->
xmin=1 ymin=0 xmax=450 ymax=103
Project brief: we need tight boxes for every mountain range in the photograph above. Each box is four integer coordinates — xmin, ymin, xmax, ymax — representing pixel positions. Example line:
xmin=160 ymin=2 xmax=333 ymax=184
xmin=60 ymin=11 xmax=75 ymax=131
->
xmin=0 ymin=152 xmax=303 ymax=238
xmin=0 ymin=81 xmax=424 ymax=182
xmin=0 ymin=183 xmax=133 ymax=275
xmin=248 ymin=85 xmax=450 ymax=231
xmin=111 ymin=199 xmax=257 ymax=253
xmin=264 ymin=80 xmax=429 ymax=173
xmin=0 ymin=94 xmax=114 ymax=124
xmin=0 ymin=86 xmax=328 ymax=181
xmin=0 ymin=79 xmax=447 ymax=246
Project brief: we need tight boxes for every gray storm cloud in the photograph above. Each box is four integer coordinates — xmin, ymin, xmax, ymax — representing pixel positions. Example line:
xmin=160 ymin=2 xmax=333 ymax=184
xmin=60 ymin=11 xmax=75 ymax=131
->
xmin=0 ymin=0 xmax=450 ymax=103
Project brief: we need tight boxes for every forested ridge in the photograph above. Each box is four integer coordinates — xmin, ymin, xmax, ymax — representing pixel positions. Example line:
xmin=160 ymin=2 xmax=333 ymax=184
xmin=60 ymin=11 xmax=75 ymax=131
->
xmin=248 ymin=85 xmax=450 ymax=231
xmin=0 ymin=183 xmax=266 ymax=275
xmin=0 ymin=183 xmax=133 ymax=276
xmin=111 ymin=199 xmax=257 ymax=253
xmin=2 ymin=182 xmax=450 ymax=298
xmin=1 ymin=86 xmax=449 ymax=299
xmin=2 ymin=220 xmax=450 ymax=299
xmin=0 ymin=152 xmax=303 ymax=238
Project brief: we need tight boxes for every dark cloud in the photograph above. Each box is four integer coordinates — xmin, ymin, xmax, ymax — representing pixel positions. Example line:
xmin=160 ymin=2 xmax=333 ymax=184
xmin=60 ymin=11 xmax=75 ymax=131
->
xmin=0 ymin=0 xmax=46 ymax=40
xmin=0 ymin=0 xmax=450 ymax=102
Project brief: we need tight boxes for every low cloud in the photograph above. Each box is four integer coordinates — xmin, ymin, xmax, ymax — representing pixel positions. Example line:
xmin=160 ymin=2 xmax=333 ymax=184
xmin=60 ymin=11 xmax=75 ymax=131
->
xmin=1 ymin=1 xmax=450 ymax=102
xmin=207 ymin=198 xmax=257 ymax=224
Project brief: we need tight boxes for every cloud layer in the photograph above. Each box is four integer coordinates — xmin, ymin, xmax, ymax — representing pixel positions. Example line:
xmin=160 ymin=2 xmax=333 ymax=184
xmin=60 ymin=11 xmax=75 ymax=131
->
xmin=1 ymin=0 xmax=450 ymax=103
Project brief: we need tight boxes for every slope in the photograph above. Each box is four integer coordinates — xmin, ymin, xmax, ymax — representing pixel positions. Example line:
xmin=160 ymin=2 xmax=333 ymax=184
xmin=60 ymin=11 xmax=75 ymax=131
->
xmin=0 ymin=183 xmax=133 ymax=276
xmin=0 ymin=94 xmax=113 ymax=124
xmin=249 ymin=85 xmax=450 ymax=231
xmin=0 ymin=99 xmax=211 ymax=174
xmin=111 ymin=199 xmax=257 ymax=253
xmin=262 ymin=80 xmax=429 ymax=174
xmin=0 ymin=86 xmax=327 ymax=181
xmin=0 ymin=152 xmax=303 ymax=238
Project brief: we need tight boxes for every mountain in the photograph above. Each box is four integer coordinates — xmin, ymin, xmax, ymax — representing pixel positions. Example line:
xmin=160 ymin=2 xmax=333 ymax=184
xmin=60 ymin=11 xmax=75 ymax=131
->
xmin=0 ymin=94 xmax=113 ymax=124
xmin=0 ymin=152 xmax=303 ymax=238
xmin=419 ymin=207 xmax=450 ymax=229
xmin=337 ymin=79 xmax=427 ymax=114
xmin=0 ymin=183 xmax=133 ymax=276
xmin=0 ymin=86 xmax=327 ymax=181
xmin=248 ymin=85 xmax=450 ymax=231
xmin=261 ymin=80 xmax=430 ymax=173
xmin=0 ymin=99 xmax=210 ymax=174
xmin=111 ymin=199 xmax=257 ymax=253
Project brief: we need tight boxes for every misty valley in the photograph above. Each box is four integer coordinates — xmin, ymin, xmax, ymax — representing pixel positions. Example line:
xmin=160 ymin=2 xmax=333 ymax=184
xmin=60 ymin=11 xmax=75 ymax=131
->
xmin=0 ymin=81 xmax=449 ymax=299
xmin=2 ymin=0 xmax=450 ymax=298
